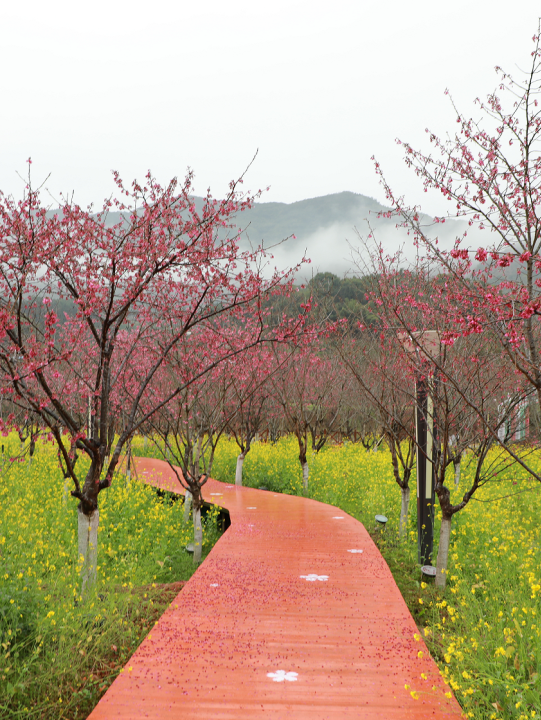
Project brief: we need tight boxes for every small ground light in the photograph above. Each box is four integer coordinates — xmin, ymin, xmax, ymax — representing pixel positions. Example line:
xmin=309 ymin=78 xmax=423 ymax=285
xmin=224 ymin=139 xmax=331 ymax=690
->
xmin=185 ymin=543 xmax=194 ymax=554
xmin=421 ymin=565 xmax=437 ymax=581
xmin=375 ymin=514 xmax=388 ymax=527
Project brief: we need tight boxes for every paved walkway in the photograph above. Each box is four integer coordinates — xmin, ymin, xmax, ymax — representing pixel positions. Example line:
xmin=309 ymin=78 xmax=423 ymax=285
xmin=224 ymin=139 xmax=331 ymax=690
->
xmin=88 ymin=458 xmax=463 ymax=719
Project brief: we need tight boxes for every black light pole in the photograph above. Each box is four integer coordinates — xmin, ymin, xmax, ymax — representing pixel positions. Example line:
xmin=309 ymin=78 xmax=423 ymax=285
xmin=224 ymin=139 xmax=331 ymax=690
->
xmin=399 ymin=331 xmax=439 ymax=567
xmin=414 ymin=374 xmax=436 ymax=566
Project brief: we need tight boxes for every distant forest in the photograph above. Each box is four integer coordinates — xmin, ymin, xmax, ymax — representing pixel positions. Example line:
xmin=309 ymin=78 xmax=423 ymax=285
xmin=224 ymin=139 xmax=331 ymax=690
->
xmin=272 ymin=272 xmax=378 ymax=326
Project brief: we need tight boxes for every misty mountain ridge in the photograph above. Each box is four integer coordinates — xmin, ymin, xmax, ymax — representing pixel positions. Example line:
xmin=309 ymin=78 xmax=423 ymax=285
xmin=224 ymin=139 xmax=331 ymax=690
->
xmin=241 ymin=191 xmax=389 ymax=245
xmin=239 ymin=191 xmax=477 ymax=279
xmin=46 ymin=191 xmax=481 ymax=279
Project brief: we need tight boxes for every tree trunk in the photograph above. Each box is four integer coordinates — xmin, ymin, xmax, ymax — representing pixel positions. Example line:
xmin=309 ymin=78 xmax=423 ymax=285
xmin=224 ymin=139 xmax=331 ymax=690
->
xmin=193 ymin=506 xmax=202 ymax=565
xmin=78 ymin=453 xmax=104 ymax=514
xmin=435 ymin=515 xmax=452 ymax=589
xmin=398 ymin=486 xmax=410 ymax=539
xmin=78 ymin=506 xmax=99 ymax=598
xmin=125 ymin=444 xmax=132 ymax=486
xmin=63 ymin=480 xmax=69 ymax=505
xmin=302 ymin=461 xmax=309 ymax=490
xmin=235 ymin=452 xmax=245 ymax=486
xmin=454 ymin=460 xmax=461 ymax=488
xmin=297 ymin=432 xmax=309 ymax=490
xmin=183 ymin=490 xmax=193 ymax=522
xmin=206 ymin=440 xmax=217 ymax=476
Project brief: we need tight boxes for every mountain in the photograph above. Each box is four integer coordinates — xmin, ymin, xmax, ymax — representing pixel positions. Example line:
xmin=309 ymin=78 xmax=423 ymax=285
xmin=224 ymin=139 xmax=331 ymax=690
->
xmin=236 ymin=191 xmax=471 ymax=279
xmin=237 ymin=191 xmax=388 ymax=246
xmin=48 ymin=191 xmax=474 ymax=279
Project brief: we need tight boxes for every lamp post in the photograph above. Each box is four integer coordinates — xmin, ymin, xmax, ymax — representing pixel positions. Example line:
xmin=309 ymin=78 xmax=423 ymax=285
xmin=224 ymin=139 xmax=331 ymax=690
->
xmin=398 ymin=331 xmax=439 ymax=566
xmin=415 ymin=372 xmax=436 ymax=566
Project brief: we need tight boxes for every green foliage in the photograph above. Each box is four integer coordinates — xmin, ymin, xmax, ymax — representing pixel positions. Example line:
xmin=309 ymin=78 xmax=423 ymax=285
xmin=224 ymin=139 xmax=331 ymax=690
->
xmin=0 ymin=572 xmax=38 ymax=651
xmin=304 ymin=272 xmax=379 ymax=325
xmin=264 ymin=271 xmax=379 ymax=328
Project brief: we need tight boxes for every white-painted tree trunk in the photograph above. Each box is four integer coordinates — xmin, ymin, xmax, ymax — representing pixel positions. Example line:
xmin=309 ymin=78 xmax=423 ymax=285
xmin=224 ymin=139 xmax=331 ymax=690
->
xmin=235 ymin=453 xmax=245 ymax=486
xmin=63 ymin=480 xmax=69 ymax=505
xmin=398 ymin=486 xmax=410 ymax=539
xmin=183 ymin=490 xmax=192 ymax=522
xmin=454 ymin=461 xmax=461 ymax=488
xmin=435 ymin=516 xmax=452 ymax=589
xmin=144 ymin=435 xmax=148 ymax=451
xmin=302 ymin=461 xmax=309 ymax=490
xmin=78 ymin=507 xmax=99 ymax=598
xmin=193 ymin=507 xmax=202 ymax=565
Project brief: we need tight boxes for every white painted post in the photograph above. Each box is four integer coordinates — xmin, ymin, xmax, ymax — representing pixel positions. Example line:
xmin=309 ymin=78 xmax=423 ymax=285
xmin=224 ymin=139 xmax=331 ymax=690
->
xmin=235 ymin=453 xmax=245 ymax=486
xmin=193 ymin=507 xmax=202 ymax=564
xmin=435 ymin=516 xmax=452 ymax=589
xmin=78 ymin=507 xmax=99 ymax=598
xmin=184 ymin=490 xmax=192 ymax=522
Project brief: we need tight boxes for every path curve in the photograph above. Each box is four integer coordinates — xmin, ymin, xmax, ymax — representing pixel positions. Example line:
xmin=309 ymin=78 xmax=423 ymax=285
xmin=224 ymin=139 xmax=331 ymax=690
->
xmin=88 ymin=457 xmax=463 ymax=719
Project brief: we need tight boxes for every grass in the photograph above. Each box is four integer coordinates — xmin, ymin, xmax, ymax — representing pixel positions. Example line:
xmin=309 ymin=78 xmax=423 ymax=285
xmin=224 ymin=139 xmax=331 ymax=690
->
xmin=211 ymin=435 xmax=541 ymax=720
xmin=0 ymin=434 xmax=222 ymax=719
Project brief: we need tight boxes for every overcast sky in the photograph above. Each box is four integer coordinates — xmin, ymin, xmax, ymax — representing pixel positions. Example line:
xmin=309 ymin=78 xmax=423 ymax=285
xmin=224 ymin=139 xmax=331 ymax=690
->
xmin=1 ymin=1 xmax=539 ymax=217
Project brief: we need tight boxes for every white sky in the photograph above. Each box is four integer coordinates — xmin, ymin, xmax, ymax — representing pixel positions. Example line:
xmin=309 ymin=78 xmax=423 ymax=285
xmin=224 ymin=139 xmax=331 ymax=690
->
xmin=1 ymin=1 xmax=539 ymax=216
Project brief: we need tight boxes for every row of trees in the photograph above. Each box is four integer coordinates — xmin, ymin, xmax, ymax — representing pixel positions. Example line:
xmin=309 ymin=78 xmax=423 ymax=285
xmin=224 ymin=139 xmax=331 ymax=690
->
xmin=14 ymin=312 xmax=533 ymax=582
xmin=0 ymin=167 xmax=318 ymax=586
xmin=138 ymin=308 xmax=535 ymax=585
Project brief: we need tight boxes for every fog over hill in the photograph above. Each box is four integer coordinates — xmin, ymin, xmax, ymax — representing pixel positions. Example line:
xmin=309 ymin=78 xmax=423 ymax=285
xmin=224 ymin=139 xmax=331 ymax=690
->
xmin=52 ymin=191 xmax=485 ymax=280
xmin=236 ymin=191 xmax=479 ymax=280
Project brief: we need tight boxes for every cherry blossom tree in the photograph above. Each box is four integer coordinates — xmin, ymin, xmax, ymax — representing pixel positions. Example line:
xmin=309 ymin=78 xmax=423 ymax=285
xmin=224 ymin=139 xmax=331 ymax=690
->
xmin=329 ymin=375 xmax=373 ymax=445
xmin=355 ymin=254 xmax=528 ymax=587
xmin=0 ymin=166 xmax=304 ymax=592
xmin=359 ymin=26 xmax=541 ymax=586
xmin=372 ymin=25 xmax=541 ymax=452
xmin=271 ymin=345 xmax=347 ymax=490
xmin=337 ymin=331 xmax=416 ymax=538
xmin=143 ymin=341 xmax=236 ymax=565
xmin=223 ymin=346 xmax=276 ymax=487
xmin=143 ymin=324 xmax=306 ymax=562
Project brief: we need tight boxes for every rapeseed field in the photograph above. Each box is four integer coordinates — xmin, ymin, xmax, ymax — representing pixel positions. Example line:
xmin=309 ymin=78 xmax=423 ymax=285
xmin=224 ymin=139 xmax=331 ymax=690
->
xmin=212 ymin=436 xmax=541 ymax=720
xmin=0 ymin=434 xmax=219 ymax=719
